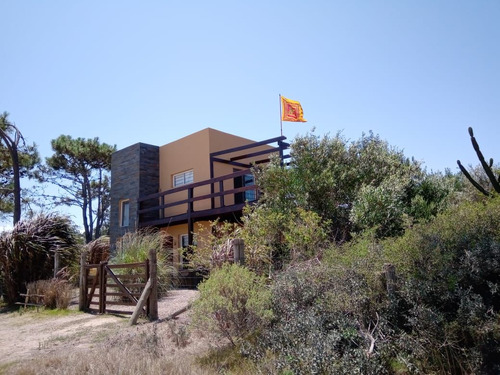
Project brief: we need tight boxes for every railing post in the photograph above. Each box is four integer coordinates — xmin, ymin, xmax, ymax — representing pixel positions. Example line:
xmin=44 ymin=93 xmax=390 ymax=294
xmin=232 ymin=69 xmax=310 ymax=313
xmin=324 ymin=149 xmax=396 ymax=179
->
xmin=160 ymin=195 xmax=165 ymax=219
xmin=148 ymin=248 xmax=158 ymax=321
xmin=219 ymin=180 xmax=225 ymax=207
xmin=79 ymin=251 xmax=87 ymax=311
xmin=188 ymin=187 xmax=194 ymax=246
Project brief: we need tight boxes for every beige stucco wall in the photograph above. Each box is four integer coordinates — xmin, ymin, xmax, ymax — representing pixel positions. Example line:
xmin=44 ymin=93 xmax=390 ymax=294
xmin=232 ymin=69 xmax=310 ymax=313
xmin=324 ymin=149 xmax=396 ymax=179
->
xmin=158 ymin=128 xmax=272 ymax=216
xmin=159 ymin=128 xmax=211 ymax=215
xmin=156 ymin=128 xmax=279 ymax=269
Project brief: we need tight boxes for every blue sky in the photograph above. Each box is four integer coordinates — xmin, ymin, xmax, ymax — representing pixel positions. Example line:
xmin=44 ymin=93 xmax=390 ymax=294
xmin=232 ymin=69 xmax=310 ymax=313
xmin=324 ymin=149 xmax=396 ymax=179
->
xmin=2 ymin=1 xmax=500 ymax=227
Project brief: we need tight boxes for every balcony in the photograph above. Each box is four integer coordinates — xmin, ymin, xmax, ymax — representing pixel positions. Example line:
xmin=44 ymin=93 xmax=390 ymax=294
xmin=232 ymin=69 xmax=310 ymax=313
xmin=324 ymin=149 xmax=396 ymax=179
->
xmin=137 ymin=135 xmax=289 ymax=234
xmin=137 ymin=168 xmax=259 ymax=228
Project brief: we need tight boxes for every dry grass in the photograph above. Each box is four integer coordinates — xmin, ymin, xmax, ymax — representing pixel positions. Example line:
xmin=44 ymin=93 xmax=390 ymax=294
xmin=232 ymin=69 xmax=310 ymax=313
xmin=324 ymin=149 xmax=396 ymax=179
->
xmin=5 ymin=348 xmax=213 ymax=375
xmin=25 ymin=279 xmax=72 ymax=309
xmin=4 ymin=321 xmax=216 ymax=375
xmin=1 ymin=288 xmax=263 ymax=375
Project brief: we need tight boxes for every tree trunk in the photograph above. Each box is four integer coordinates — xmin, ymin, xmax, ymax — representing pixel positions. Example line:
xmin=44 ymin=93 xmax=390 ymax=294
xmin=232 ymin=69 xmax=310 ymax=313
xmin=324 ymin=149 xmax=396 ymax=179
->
xmin=10 ymin=143 xmax=21 ymax=225
xmin=0 ymin=129 xmax=21 ymax=225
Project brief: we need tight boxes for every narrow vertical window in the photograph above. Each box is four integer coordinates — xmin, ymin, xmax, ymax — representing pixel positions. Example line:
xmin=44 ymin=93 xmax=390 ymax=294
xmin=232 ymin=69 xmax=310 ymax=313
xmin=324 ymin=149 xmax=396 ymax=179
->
xmin=179 ymin=234 xmax=190 ymax=268
xmin=180 ymin=234 xmax=189 ymax=248
xmin=120 ymin=200 xmax=130 ymax=227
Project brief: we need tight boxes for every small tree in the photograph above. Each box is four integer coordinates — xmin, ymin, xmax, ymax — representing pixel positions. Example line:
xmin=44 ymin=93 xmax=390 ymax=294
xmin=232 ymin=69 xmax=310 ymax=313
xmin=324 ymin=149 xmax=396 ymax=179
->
xmin=457 ymin=127 xmax=500 ymax=196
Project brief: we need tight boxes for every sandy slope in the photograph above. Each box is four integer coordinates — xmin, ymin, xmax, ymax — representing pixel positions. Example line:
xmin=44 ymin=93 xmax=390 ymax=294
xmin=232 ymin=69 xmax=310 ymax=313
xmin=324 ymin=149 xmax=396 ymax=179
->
xmin=0 ymin=289 xmax=200 ymax=365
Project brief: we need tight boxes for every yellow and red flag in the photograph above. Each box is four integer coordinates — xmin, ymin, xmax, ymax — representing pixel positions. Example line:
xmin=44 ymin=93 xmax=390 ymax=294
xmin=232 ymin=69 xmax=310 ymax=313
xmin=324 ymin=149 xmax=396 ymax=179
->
xmin=281 ymin=96 xmax=307 ymax=122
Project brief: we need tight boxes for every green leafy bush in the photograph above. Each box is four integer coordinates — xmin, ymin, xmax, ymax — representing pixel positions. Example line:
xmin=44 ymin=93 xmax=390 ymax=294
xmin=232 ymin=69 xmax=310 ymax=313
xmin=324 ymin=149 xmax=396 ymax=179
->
xmin=242 ymin=197 xmax=500 ymax=374
xmin=253 ymin=264 xmax=391 ymax=374
xmin=380 ymin=197 xmax=500 ymax=374
xmin=192 ymin=263 xmax=272 ymax=346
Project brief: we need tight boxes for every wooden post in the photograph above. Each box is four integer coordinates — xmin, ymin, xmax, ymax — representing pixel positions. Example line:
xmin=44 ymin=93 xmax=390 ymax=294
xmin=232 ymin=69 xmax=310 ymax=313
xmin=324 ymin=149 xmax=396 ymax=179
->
xmin=219 ymin=180 xmax=225 ymax=207
xmin=148 ymin=248 xmax=158 ymax=321
xmin=145 ymin=258 xmax=150 ymax=317
xmin=129 ymin=278 xmax=152 ymax=326
xmin=188 ymin=187 xmax=194 ymax=246
xmin=98 ymin=262 xmax=106 ymax=314
xmin=79 ymin=251 xmax=87 ymax=311
xmin=384 ymin=263 xmax=396 ymax=299
xmin=53 ymin=247 xmax=60 ymax=279
xmin=232 ymin=239 xmax=245 ymax=265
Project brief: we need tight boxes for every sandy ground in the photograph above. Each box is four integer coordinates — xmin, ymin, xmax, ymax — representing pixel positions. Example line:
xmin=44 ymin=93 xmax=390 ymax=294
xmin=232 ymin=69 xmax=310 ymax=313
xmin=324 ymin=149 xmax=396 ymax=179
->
xmin=0 ymin=289 xmax=202 ymax=367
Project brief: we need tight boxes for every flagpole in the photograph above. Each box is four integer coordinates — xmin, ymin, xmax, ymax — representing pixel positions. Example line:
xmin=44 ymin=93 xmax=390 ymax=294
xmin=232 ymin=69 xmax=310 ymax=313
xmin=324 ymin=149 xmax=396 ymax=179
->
xmin=279 ymin=94 xmax=283 ymax=136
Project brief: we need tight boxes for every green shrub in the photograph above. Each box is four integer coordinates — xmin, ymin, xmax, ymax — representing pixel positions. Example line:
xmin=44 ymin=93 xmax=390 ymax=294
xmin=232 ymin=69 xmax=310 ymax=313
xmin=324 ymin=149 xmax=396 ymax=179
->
xmin=192 ymin=263 xmax=272 ymax=346
xmin=381 ymin=197 xmax=500 ymax=374
xmin=254 ymin=264 xmax=391 ymax=374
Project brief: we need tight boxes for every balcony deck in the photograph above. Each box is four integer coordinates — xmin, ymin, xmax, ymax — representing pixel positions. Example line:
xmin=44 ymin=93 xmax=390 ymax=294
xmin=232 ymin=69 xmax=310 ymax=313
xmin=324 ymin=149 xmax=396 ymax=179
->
xmin=137 ymin=135 xmax=289 ymax=245
xmin=137 ymin=168 xmax=258 ymax=228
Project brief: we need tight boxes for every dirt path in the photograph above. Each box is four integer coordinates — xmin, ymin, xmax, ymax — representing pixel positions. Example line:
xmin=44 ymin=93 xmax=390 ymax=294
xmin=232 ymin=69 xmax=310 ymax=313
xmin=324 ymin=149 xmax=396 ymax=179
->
xmin=0 ymin=289 xmax=200 ymax=366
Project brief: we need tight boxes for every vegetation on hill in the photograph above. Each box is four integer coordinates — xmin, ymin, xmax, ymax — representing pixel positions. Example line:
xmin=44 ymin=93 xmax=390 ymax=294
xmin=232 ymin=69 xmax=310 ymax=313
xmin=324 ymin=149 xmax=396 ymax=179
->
xmin=192 ymin=131 xmax=500 ymax=374
xmin=1 ymin=125 xmax=498 ymax=373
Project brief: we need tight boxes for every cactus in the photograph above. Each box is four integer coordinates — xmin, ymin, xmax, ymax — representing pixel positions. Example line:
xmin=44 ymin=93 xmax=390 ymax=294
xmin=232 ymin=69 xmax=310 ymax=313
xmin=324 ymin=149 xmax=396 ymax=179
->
xmin=457 ymin=127 xmax=500 ymax=196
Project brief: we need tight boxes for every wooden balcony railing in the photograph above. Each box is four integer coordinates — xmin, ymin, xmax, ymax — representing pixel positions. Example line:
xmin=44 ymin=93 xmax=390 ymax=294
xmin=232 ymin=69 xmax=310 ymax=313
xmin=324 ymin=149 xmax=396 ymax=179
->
xmin=137 ymin=169 xmax=258 ymax=228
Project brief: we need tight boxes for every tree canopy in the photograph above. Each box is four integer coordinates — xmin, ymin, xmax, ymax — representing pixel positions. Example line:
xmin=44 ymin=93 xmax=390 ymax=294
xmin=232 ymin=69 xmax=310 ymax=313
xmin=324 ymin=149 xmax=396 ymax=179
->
xmin=252 ymin=132 xmax=453 ymax=243
xmin=44 ymin=135 xmax=115 ymax=243
xmin=0 ymin=112 xmax=40 ymax=224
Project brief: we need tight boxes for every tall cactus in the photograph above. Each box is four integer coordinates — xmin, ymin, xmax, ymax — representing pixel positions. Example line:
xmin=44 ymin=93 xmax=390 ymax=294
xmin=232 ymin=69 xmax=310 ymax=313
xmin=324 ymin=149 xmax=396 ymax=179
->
xmin=457 ymin=127 xmax=500 ymax=196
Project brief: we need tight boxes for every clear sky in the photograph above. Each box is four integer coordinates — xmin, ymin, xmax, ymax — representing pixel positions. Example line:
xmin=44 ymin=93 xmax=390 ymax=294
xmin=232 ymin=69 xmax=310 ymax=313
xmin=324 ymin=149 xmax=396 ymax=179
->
xmin=2 ymin=1 xmax=500 ymax=227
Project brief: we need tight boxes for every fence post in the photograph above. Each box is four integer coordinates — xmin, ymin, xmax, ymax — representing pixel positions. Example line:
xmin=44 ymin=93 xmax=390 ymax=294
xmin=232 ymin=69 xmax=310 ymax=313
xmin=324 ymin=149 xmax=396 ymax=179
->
xmin=98 ymin=262 xmax=107 ymax=314
xmin=232 ymin=239 xmax=245 ymax=265
xmin=79 ymin=251 xmax=87 ymax=311
xmin=53 ymin=247 xmax=60 ymax=278
xmin=146 ymin=257 xmax=150 ymax=317
xmin=148 ymin=248 xmax=158 ymax=321
xmin=383 ymin=263 xmax=397 ymax=299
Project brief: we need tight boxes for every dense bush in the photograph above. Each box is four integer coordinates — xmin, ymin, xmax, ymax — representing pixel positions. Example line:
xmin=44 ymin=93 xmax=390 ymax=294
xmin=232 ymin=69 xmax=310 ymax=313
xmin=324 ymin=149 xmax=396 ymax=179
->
xmin=382 ymin=197 xmax=500 ymax=374
xmin=0 ymin=213 xmax=79 ymax=304
xmin=240 ymin=197 xmax=500 ymax=374
xmin=249 ymin=263 xmax=391 ymax=374
xmin=191 ymin=263 xmax=272 ymax=346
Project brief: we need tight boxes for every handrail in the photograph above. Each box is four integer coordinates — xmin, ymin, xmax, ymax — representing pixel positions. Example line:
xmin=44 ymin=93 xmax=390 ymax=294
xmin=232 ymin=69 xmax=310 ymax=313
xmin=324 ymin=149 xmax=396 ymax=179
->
xmin=138 ymin=168 xmax=251 ymax=202
xmin=137 ymin=169 xmax=258 ymax=222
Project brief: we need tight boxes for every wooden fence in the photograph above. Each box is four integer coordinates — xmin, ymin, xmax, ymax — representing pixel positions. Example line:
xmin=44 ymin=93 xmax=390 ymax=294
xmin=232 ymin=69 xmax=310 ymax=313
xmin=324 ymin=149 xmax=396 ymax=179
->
xmin=79 ymin=249 xmax=158 ymax=321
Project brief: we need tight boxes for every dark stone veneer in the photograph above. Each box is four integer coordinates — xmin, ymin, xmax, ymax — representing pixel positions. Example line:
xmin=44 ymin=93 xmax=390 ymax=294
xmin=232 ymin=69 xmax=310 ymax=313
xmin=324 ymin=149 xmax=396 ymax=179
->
xmin=109 ymin=143 xmax=159 ymax=250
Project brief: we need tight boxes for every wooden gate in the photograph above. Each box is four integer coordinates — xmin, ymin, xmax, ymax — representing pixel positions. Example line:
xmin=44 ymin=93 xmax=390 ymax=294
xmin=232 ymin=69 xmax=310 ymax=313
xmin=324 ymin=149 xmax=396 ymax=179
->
xmin=79 ymin=249 xmax=158 ymax=320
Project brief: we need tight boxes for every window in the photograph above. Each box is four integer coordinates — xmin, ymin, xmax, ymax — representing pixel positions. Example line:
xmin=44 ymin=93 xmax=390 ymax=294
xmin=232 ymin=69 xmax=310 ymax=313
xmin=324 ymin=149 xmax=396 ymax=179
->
xmin=173 ymin=170 xmax=194 ymax=187
xmin=180 ymin=234 xmax=189 ymax=248
xmin=179 ymin=234 xmax=190 ymax=268
xmin=235 ymin=173 xmax=256 ymax=204
xmin=120 ymin=200 xmax=130 ymax=227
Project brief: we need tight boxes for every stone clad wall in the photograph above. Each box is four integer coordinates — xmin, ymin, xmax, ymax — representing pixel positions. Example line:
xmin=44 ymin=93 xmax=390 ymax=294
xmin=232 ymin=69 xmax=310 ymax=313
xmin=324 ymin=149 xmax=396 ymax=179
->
xmin=109 ymin=143 xmax=159 ymax=250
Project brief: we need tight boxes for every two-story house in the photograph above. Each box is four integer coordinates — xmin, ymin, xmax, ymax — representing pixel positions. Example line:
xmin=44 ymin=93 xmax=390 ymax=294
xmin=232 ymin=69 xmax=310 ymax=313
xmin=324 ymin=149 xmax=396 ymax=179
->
xmin=109 ymin=128 xmax=288 ymax=270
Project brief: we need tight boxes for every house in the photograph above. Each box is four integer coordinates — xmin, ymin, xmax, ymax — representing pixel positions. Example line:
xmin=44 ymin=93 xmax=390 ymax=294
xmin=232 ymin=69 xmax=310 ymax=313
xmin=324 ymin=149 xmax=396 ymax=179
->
xmin=109 ymin=128 xmax=289 ymax=270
